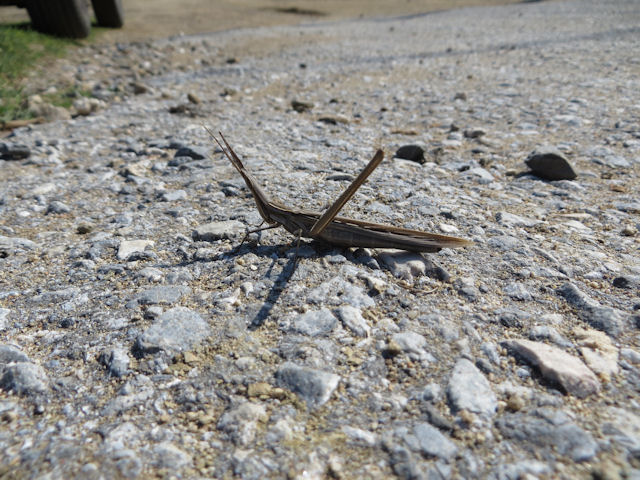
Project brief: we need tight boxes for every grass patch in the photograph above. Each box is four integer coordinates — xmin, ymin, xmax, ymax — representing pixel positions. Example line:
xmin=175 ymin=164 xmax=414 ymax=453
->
xmin=0 ymin=23 xmax=79 ymax=124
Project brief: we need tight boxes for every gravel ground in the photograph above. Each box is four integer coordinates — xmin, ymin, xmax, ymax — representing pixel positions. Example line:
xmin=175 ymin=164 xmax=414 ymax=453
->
xmin=1 ymin=1 xmax=640 ymax=478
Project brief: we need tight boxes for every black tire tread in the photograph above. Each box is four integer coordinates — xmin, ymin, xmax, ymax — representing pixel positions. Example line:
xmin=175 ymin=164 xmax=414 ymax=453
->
xmin=91 ymin=0 xmax=124 ymax=28
xmin=26 ymin=0 xmax=91 ymax=38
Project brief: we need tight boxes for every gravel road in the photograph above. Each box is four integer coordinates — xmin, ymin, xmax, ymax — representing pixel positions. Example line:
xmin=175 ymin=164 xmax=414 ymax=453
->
xmin=1 ymin=1 xmax=640 ymax=478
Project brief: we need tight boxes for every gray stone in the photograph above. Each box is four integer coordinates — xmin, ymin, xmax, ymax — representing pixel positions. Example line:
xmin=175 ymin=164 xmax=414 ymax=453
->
xmin=335 ymin=305 xmax=370 ymax=337
xmin=174 ymin=145 xmax=207 ymax=160
xmin=557 ymin=282 xmax=624 ymax=336
xmin=275 ymin=362 xmax=340 ymax=408
xmin=133 ymin=285 xmax=191 ymax=305
xmin=0 ymin=362 xmax=48 ymax=395
xmin=0 ymin=345 xmax=30 ymax=365
xmin=102 ymin=348 xmax=130 ymax=377
xmin=136 ymin=307 xmax=210 ymax=356
xmin=0 ymin=308 xmax=9 ymax=330
xmin=46 ymin=200 xmax=71 ymax=214
xmin=497 ymin=408 xmax=598 ymax=462
xmin=0 ymin=235 xmax=37 ymax=251
xmin=378 ymin=251 xmax=435 ymax=282
xmin=117 ymin=239 xmax=154 ymax=260
xmin=390 ymin=331 xmax=434 ymax=363
xmin=160 ymin=189 xmax=187 ymax=201
xmin=613 ymin=275 xmax=640 ymax=289
xmin=496 ymin=211 xmax=541 ymax=228
xmin=464 ymin=167 xmax=494 ymax=183
xmin=410 ymin=422 xmax=458 ymax=460
xmin=504 ymin=339 xmax=599 ymax=398
xmin=0 ymin=142 xmax=30 ymax=160
xmin=307 ymin=277 xmax=374 ymax=308
xmin=192 ymin=220 xmax=244 ymax=241
xmin=525 ymin=149 xmax=577 ymax=180
xmin=602 ymin=407 xmax=640 ymax=456
xmin=394 ymin=145 xmax=425 ymax=164
xmin=447 ymin=358 xmax=497 ymax=417
xmin=290 ymin=308 xmax=337 ymax=336
xmin=503 ymin=282 xmax=533 ymax=301
xmin=152 ymin=442 xmax=192 ymax=469
xmin=217 ymin=402 xmax=267 ymax=446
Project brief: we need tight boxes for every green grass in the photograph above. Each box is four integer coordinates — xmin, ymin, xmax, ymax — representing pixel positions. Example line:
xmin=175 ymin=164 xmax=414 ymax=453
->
xmin=0 ymin=23 xmax=81 ymax=124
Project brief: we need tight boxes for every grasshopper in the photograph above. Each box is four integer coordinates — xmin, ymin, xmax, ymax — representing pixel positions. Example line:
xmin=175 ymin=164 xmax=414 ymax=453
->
xmin=208 ymin=130 xmax=471 ymax=253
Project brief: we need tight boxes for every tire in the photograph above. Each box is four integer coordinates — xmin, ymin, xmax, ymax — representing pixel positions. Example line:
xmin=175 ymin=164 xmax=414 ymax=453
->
xmin=26 ymin=0 xmax=91 ymax=38
xmin=91 ymin=0 xmax=124 ymax=28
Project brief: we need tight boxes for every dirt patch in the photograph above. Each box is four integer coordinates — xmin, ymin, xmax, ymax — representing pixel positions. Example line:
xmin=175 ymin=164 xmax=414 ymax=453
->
xmin=1 ymin=0 xmax=525 ymax=42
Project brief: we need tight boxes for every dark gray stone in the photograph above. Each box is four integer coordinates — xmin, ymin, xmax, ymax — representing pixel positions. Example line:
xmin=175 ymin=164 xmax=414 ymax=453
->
xmin=395 ymin=145 xmax=425 ymax=164
xmin=557 ymin=282 xmax=624 ymax=336
xmin=136 ymin=307 xmax=211 ymax=356
xmin=0 ymin=142 xmax=30 ymax=160
xmin=174 ymin=145 xmax=207 ymax=160
xmin=275 ymin=362 xmax=340 ymax=408
xmin=496 ymin=408 xmax=598 ymax=462
xmin=525 ymin=149 xmax=577 ymax=180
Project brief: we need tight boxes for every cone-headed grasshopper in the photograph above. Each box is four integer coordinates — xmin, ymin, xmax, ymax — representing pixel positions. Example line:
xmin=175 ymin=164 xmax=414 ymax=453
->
xmin=209 ymin=130 xmax=471 ymax=253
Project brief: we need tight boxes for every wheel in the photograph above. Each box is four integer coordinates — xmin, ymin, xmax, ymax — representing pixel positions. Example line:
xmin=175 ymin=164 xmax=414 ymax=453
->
xmin=25 ymin=0 xmax=91 ymax=38
xmin=91 ymin=0 xmax=124 ymax=28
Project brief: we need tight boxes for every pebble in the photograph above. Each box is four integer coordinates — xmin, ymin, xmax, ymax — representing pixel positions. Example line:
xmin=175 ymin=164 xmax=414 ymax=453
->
xmin=394 ymin=145 xmax=425 ymax=164
xmin=275 ymin=362 xmax=340 ymax=408
xmin=0 ymin=362 xmax=49 ymax=395
xmin=403 ymin=422 xmax=458 ymax=460
xmin=447 ymin=358 xmax=497 ymax=418
xmin=389 ymin=331 xmax=434 ymax=363
xmin=525 ymin=148 xmax=577 ymax=180
xmin=117 ymin=239 xmax=155 ymax=260
xmin=504 ymin=339 xmax=600 ymax=398
xmin=192 ymin=220 xmax=245 ymax=241
xmin=217 ymin=402 xmax=267 ymax=446
xmin=290 ymin=308 xmax=337 ymax=336
xmin=496 ymin=408 xmax=598 ymax=462
xmin=0 ymin=309 xmax=10 ymax=329
xmin=135 ymin=307 xmax=211 ymax=357
xmin=334 ymin=305 xmax=370 ymax=337
xmin=174 ymin=145 xmax=207 ymax=160
xmin=0 ymin=142 xmax=31 ymax=160
xmin=131 ymin=285 xmax=191 ymax=306
xmin=557 ymin=282 xmax=624 ymax=336
xmin=0 ymin=345 xmax=30 ymax=364
xmin=377 ymin=251 xmax=436 ymax=283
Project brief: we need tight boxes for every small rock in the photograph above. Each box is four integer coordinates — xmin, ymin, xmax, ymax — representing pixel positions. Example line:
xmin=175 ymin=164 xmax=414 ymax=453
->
xmin=612 ymin=275 xmax=640 ymax=289
xmin=557 ymin=282 xmax=624 ymax=336
xmin=408 ymin=423 xmax=458 ymax=460
xmin=174 ymin=145 xmax=207 ymax=160
xmin=390 ymin=331 xmax=434 ymax=362
xmin=0 ymin=362 xmax=48 ymax=395
xmin=0 ymin=345 xmax=30 ymax=364
xmin=342 ymin=426 xmax=378 ymax=446
xmin=160 ymin=189 xmax=187 ymax=202
xmin=394 ymin=145 xmax=425 ymax=164
xmin=503 ymin=282 xmax=533 ymax=301
xmin=133 ymin=285 xmax=191 ymax=306
xmin=335 ymin=305 xmax=370 ymax=337
xmin=463 ymin=167 xmax=494 ymax=183
xmin=275 ymin=362 xmax=340 ymax=408
xmin=290 ymin=308 xmax=337 ymax=336
xmin=117 ymin=239 xmax=154 ymax=261
xmin=46 ymin=200 xmax=71 ymax=214
xmin=135 ymin=307 xmax=210 ymax=356
xmin=497 ymin=408 xmax=598 ymax=462
xmin=217 ymin=402 xmax=267 ymax=446
xmin=525 ymin=148 xmax=577 ymax=180
xmin=100 ymin=348 xmax=130 ymax=377
xmin=291 ymin=100 xmax=313 ymax=112
xmin=187 ymin=92 xmax=201 ymax=104
xmin=378 ymin=251 xmax=435 ymax=282
xmin=0 ymin=142 xmax=30 ymax=160
xmin=496 ymin=211 xmax=541 ymax=228
xmin=152 ymin=442 xmax=192 ymax=469
xmin=504 ymin=339 xmax=600 ymax=397
xmin=0 ymin=309 xmax=10 ymax=330
xmin=447 ymin=358 xmax=497 ymax=418
xmin=192 ymin=220 xmax=244 ymax=241
xmin=574 ymin=327 xmax=618 ymax=381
